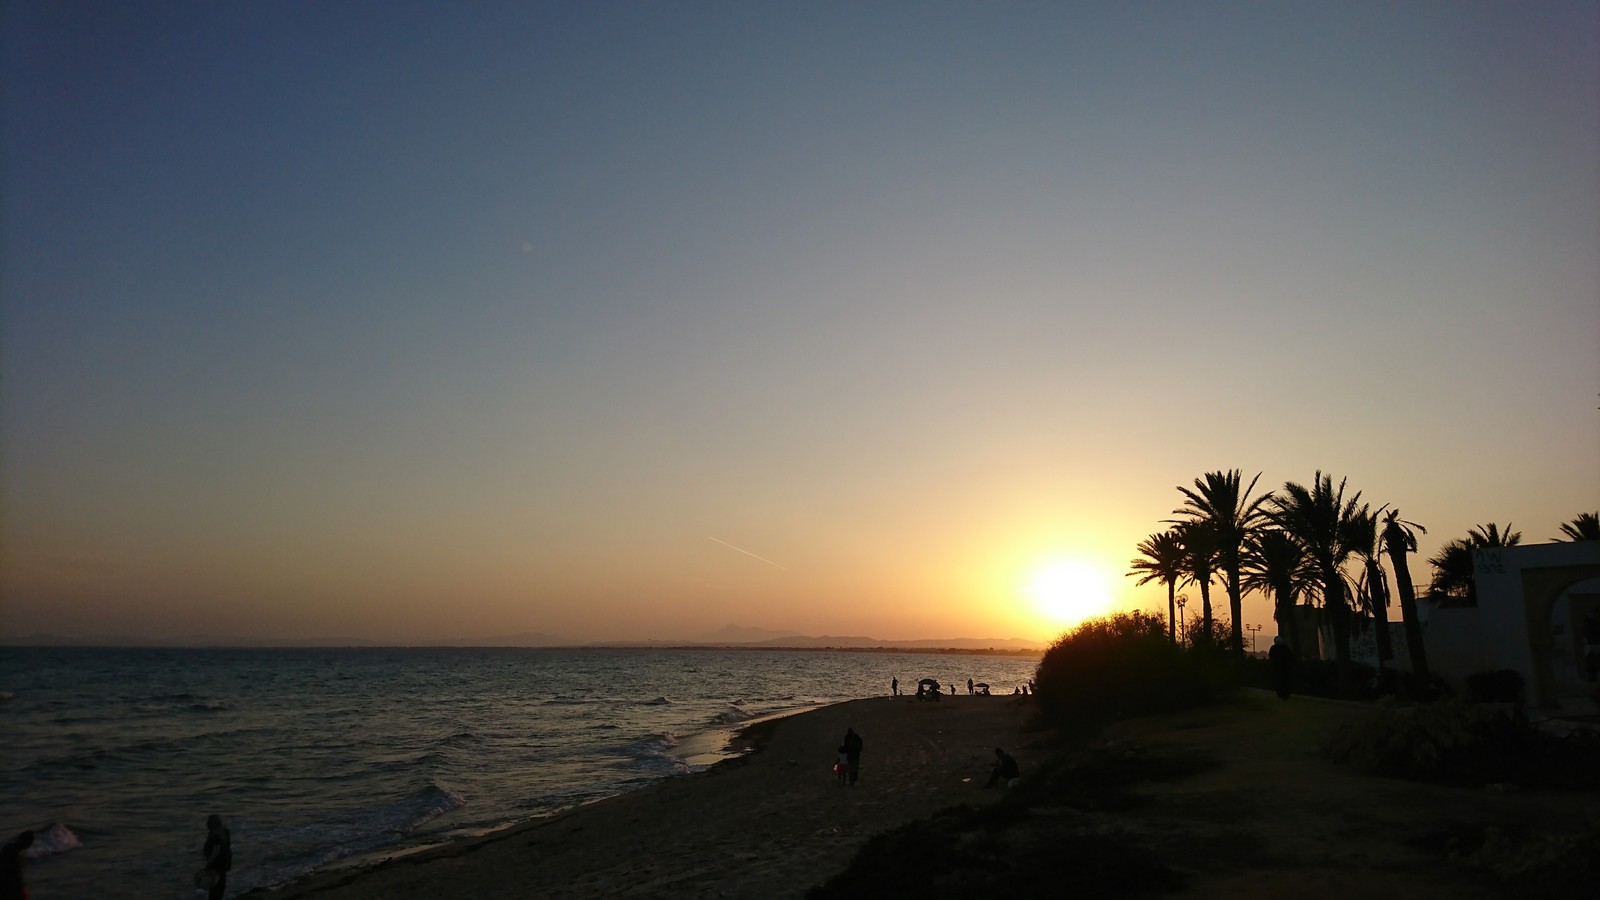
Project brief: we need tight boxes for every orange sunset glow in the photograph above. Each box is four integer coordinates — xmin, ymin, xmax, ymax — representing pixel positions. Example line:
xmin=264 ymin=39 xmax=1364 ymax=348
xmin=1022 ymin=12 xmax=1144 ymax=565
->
xmin=2 ymin=3 xmax=1596 ymax=649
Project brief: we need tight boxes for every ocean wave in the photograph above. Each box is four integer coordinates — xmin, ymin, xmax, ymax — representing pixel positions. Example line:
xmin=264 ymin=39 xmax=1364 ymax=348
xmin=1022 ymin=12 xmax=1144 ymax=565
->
xmin=437 ymin=731 xmax=482 ymax=748
xmin=399 ymin=784 xmax=468 ymax=831
xmin=24 ymin=823 xmax=80 ymax=858
xmin=621 ymin=731 xmax=679 ymax=755
xmin=617 ymin=732 xmax=691 ymax=775
xmin=641 ymin=696 xmax=672 ymax=706
xmin=712 ymin=706 xmax=755 ymax=725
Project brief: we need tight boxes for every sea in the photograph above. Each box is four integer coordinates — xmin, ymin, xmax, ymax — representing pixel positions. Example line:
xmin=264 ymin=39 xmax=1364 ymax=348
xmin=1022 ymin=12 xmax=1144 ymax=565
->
xmin=0 ymin=646 xmax=1040 ymax=898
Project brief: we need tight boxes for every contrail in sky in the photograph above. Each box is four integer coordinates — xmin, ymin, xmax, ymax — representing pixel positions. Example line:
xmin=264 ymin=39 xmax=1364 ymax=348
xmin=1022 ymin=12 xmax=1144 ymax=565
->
xmin=709 ymin=537 xmax=788 ymax=571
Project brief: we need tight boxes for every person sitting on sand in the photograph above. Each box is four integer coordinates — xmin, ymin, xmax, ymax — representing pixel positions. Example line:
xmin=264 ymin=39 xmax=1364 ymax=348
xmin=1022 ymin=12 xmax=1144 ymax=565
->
xmin=984 ymin=748 xmax=1020 ymax=789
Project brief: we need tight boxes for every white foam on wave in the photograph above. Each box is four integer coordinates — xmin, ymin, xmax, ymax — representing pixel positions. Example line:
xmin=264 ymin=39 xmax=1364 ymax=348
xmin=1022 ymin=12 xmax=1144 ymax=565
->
xmin=713 ymin=706 xmax=756 ymax=725
xmin=25 ymin=823 xmax=81 ymax=858
xmin=619 ymin=732 xmax=692 ymax=774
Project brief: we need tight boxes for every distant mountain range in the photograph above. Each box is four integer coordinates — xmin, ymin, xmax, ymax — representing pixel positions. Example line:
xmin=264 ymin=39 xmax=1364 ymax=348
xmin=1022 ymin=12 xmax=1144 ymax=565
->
xmin=1 ymin=624 xmax=1043 ymax=652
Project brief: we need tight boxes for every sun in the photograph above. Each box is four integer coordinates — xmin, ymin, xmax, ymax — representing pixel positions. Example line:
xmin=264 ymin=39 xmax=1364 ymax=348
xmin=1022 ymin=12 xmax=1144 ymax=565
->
xmin=1025 ymin=557 xmax=1115 ymax=631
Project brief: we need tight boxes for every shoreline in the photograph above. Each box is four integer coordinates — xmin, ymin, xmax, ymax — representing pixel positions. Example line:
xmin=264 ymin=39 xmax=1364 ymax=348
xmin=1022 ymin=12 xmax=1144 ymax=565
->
xmin=251 ymin=695 xmax=1044 ymax=898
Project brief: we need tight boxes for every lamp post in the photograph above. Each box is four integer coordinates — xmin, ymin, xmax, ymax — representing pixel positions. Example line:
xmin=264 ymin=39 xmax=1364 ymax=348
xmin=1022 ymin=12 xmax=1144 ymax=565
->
xmin=1246 ymin=623 xmax=1262 ymax=654
xmin=1176 ymin=594 xmax=1188 ymax=647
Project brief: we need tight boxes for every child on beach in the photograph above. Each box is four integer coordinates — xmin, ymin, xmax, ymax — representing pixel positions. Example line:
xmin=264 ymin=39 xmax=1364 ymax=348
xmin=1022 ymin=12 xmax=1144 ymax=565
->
xmin=834 ymin=746 xmax=850 ymax=785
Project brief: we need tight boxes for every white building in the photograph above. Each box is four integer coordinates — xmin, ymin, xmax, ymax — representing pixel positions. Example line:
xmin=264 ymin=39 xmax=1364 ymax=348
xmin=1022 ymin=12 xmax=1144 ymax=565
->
xmin=1425 ymin=541 xmax=1600 ymax=709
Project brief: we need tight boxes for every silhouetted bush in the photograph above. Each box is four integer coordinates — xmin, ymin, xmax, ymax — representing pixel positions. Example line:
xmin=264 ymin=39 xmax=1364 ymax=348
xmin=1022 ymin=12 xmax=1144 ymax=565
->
xmin=1033 ymin=611 xmax=1235 ymax=731
xmin=1465 ymin=669 xmax=1525 ymax=704
xmin=1324 ymin=698 xmax=1600 ymax=788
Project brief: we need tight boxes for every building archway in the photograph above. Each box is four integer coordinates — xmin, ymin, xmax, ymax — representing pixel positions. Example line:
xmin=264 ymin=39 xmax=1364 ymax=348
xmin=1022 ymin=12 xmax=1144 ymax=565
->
xmin=1523 ymin=564 xmax=1600 ymax=707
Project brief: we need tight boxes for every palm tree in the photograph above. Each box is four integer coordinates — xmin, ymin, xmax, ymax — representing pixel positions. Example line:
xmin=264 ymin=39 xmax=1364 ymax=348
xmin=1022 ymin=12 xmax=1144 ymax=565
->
xmin=1381 ymin=509 xmax=1429 ymax=682
xmin=1267 ymin=472 xmax=1364 ymax=698
xmin=1469 ymin=522 xmax=1521 ymax=548
xmin=1427 ymin=540 xmax=1475 ymax=602
xmin=1173 ymin=519 xmax=1220 ymax=647
xmin=1557 ymin=512 xmax=1600 ymax=542
xmin=1171 ymin=470 xmax=1272 ymax=657
xmin=1129 ymin=530 xmax=1187 ymax=644
xmin=1345 ymin=505 xmax=1393 ymax=672
xmin=1427 ymin=522 xmax=1521 ymax=605
xmin=1241 ymin=527 xmax=1311 ymax=657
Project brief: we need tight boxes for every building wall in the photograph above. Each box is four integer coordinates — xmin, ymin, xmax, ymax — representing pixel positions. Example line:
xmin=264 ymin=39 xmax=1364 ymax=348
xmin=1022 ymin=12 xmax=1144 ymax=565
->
xmin=1426 ymin=542 xmax=1600 ymax=706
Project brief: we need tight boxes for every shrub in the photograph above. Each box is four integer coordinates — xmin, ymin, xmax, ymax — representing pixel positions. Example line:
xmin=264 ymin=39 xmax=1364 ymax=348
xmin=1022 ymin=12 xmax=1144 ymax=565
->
xmin=1465 ymin=669 xmax=1525 ymax=704
xmin=1033 ymin=611 xmax=1235 ymax=731
xmin=1323 ymin=698 xmax=1600 ymax=788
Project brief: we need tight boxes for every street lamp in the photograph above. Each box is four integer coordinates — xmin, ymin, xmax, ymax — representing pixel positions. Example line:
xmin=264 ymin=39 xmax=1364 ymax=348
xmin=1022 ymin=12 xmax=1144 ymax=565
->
xmin=1246 ymin=623 xmax=1262 ymax=654
xmin=1176 ymin=594 xmax=1188 ymax=647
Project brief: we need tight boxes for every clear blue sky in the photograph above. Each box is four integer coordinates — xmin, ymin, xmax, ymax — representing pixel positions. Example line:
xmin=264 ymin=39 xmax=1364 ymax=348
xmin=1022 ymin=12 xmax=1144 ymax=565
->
xmin=4 ymin=1 xmax=1597 ymax=643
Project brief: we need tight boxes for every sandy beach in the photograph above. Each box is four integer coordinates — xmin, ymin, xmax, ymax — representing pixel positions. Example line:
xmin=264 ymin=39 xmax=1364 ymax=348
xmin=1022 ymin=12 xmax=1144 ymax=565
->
xmin=258 ymin=695 xmax=1042 ymax=899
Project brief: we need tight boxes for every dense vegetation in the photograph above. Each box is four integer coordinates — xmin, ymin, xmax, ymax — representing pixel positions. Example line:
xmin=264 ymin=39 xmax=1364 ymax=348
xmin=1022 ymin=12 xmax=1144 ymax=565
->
xmin=1032 ymin=610 xmax=1234 ymax=730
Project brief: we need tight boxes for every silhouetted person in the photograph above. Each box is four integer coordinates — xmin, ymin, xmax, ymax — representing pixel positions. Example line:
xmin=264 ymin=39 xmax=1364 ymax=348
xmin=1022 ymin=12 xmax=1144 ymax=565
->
xmin=1 ymin=830 xmax=33 ymax=900
xmin=202 ymin=815 xmax=231 ymax=900
xmin=843 ymin=727 xmax=863 ymax=785
xmin=967 ymin=678 xmax=974 ymax=694
xmin=984 ymin=748 xmax=1020 ymax=788
xmin=1268 ymin=636 xmax=1296 ymax=700
xmin=891 ymin=677 xmax=899 ymax=696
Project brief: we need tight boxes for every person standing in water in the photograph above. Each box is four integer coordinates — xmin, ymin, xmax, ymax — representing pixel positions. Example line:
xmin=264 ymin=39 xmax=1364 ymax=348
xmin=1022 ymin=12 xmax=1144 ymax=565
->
xmin=1 ymin=830 xmax=34 ymax=900
xmin=202 ymin=815 xmax=232 ymax=900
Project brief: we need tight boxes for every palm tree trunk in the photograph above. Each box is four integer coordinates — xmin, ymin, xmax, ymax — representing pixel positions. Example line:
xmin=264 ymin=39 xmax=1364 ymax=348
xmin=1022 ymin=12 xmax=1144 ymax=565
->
xmin=1167 ymin=580 xmax=1177 ymax=645
xmin=1387 ymin=546 xmax=1430 ymax=682
xmin=1367 ymin=559 xmax=1393 ymax=666
xmin=1225 ymin=563 xmax=1245 ymax=657
xmin=1199 ymin=579 xmax=1214 ymax=646
xmin=1327 ymin=575 xmax=1354 ymax=698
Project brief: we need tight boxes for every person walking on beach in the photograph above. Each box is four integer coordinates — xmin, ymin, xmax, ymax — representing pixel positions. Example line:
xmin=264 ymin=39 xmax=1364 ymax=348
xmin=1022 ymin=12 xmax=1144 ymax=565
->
xmin=842 ymin=727 xmax=863 ymax=785
xmin=967 ymin=678 xmax=974 ymax=694
xmin=201 ymin=815 xmax=232 ymax=900
xmin=891 ymin=676 xmax=898 ymax=696
xmin=1 ymin=830 xmax=33 ymax=900
xmin=984 ymin=748 xmax=1020 ymax=788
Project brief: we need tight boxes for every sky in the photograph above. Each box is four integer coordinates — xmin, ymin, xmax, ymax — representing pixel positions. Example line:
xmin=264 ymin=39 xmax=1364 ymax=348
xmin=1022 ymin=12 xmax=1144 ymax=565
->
xmin=3 ymin=1 xmax=1597 ymax=646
